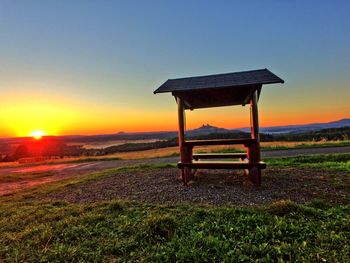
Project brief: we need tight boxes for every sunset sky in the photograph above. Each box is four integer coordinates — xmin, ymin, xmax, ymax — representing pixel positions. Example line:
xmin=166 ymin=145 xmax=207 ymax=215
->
xmin=0 ymin=1 xmax=349 ymax=137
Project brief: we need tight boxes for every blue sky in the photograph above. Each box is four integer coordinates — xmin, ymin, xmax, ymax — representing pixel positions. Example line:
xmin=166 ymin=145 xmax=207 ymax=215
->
xmin=0 ymin=0 xmax=349 ymax=136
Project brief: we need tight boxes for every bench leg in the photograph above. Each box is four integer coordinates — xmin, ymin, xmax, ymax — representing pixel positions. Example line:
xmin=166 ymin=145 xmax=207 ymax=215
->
xmin=246 ymin=143 xmax=261 ymax=186
xmin=180 ymin=168 xmax=185 ymax=182
xmin=191 ymin=169 xmax=198 ymax=178
xmin=183 ymin=167 xmax=192 ymax=186
xmin=241 ymin=157 xmax=249 ymax=177
xmin=180 ymin=144 xmax=193 ymax=186
xmin=247 ymin=167 xmax=261 ymax=186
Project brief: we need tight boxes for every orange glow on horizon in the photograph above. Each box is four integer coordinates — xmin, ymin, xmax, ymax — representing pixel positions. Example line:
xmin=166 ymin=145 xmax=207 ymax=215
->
xmin=0 ymin=90 xmax=349 ymax=138
xmin=0 ymin=91 xmax=82 ymax=137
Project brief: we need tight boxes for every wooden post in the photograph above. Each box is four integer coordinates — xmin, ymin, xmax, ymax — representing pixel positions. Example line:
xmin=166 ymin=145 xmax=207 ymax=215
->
xmin=248 ymin=89 xmax=261 ymax=185
xmin=177 ymin=96 xmax=185 ymax=145
xmin=176 ymin=96 xmax=192 ymax=185
xmin=250 ymin=89 xmax=260 ymax=156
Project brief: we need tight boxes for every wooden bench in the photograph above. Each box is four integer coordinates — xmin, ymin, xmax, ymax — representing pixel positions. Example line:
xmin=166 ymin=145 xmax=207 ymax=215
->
xmin=193 ymin=153 xmax=248 ymax=160
xmin=178 ymin=138 xmax=263 ymax=185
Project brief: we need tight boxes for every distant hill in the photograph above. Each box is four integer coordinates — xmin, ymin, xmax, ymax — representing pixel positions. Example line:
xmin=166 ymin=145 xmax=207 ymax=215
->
xmin=62 ymin=124 xmax=233 ymax=143
xmin=237 ymin=118 xmax=350 ymax=134
xmin=61 ymin=131 xmax=177 ymax=143
xmin=274 ymin=126 xmax=350 ymax=141
xmin=186 ymin=124 xmax=231 ymax=136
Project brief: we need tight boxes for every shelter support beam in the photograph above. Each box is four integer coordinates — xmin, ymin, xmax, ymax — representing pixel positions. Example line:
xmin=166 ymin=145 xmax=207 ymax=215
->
xmin=177 ymin=96 xmax=185 ymax=144
xmin=250 ymin=89 xmax=260 ymax=146
xmin=176 ymin=97 xmax=192 ymax=185
xmin=247 ymin=89 xmax=262 ymax=185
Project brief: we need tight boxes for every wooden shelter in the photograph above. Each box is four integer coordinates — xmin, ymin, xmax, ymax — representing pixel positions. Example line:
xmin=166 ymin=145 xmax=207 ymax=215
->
xmin=154 ymin=68 xmax=284 ymax=185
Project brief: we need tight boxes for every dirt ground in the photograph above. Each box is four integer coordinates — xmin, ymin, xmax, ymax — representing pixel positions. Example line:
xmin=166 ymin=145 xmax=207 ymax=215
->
xmin=0 ymin=157 xmax=176 ymax=196
xmin=46 ymin=167 xmax=349 ymax=206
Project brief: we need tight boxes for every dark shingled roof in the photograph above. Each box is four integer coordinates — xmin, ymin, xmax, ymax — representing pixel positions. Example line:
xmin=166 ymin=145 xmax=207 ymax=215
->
xmin=154 ymin=68 xmax=284 ymax=94
xmin=153 ymin=69 xmax=284 ymax=110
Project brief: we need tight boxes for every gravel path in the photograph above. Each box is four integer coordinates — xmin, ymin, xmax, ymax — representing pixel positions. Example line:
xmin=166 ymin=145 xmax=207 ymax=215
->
xmin=0 ymin=146 xmax=349 ymax=196
xmin=46 ymin=167 xmax=350 ymax=206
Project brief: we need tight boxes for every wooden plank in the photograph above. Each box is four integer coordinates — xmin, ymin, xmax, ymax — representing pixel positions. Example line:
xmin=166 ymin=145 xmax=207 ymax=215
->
xmin=183 ymin=138 xmax=256 ymax=147
xmin=193 ymin=153 xmax=247 ymax=160
xmin=173 ymin=86 xmax=257 ymax=109
xmin=178 ymin=161 xmax=266 ymax=169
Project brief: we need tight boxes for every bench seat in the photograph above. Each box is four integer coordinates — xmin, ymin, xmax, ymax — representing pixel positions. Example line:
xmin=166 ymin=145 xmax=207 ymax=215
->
xmin=178 ymin=160 xmax=266 ymax=170
xmin=193 ymin=153 xmax=247 ymax=160
xmin=183 ymin=138 xmax=256 ymax=147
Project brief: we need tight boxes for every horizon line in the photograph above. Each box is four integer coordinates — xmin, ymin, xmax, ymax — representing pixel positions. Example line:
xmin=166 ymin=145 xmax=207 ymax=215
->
xmin=0 ymin=117 xmax=348 ymax=140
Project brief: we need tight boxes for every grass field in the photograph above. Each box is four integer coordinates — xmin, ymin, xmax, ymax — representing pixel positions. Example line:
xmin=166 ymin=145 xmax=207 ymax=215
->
xmin=111 ymin=140 xmax=350 ymax=159
xmin=267 ymin=153 xmax=350 ymax=172
xmin=208 ymin=140 xmax=350 ymax=154
xmin=0 ymin=171 xmax=55 ymax=183
xmin=1 ymin=154 xmax=349 ymax=261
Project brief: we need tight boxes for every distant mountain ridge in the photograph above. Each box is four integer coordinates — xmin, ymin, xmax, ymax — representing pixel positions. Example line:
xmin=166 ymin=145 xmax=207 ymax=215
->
xmin=186 ymin=124 xmax=231 ymax=136
xmin=1 ymin=118 xmax=349 ymax=143
xmin=237 ymin=118 xmax=350 ymax=134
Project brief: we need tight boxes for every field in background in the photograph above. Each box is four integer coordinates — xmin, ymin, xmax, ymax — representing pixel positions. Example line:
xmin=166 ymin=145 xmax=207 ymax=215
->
xmin=67 ymin=139 xmax=161 ymax=149
xmin=108 ymin=140 xmax=350 ymax=160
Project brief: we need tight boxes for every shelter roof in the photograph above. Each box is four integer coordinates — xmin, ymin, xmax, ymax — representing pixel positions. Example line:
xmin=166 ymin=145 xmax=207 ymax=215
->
xmin=154 ymin=68 xmax=284 ymax=109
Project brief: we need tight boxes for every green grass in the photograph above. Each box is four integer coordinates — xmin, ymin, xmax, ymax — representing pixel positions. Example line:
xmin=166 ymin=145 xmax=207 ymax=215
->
xmin=157 ymin=152 xmax=180 ymax=158
xmin=0 ymin=155 xmax=349 ymax=261
xmin=262 ymin=140 xmax=350 ymax=151
xmin=0 ymin=171 xmax=55 ymax=183
xmin=267 ymin=153 xmax=350 ymax=172
xmin=197 ymin=151 xmax=350 ymax=172
xmin=0 ymin=199 xmax=349 ymax=262
xmin=56 ymin=157 xmax=122 ymax=163
xmin=0 ymin=157 xmax=122 ymax=169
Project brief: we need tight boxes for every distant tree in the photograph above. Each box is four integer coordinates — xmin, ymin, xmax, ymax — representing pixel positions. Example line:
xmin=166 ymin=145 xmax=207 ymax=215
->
xmin=12 ymin=144 xmax=29 ymax=160
xmin=41 ymin=141 xmax=66 ymax=157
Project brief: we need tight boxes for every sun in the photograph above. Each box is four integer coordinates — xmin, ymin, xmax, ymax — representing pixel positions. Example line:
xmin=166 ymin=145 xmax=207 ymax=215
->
xmin=30 ymin=130 xmax=45 ymax=140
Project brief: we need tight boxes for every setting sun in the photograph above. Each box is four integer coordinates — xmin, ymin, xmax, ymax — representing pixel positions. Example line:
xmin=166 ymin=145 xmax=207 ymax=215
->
xmin=30 ymin=130 xmax=45 ymax=140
